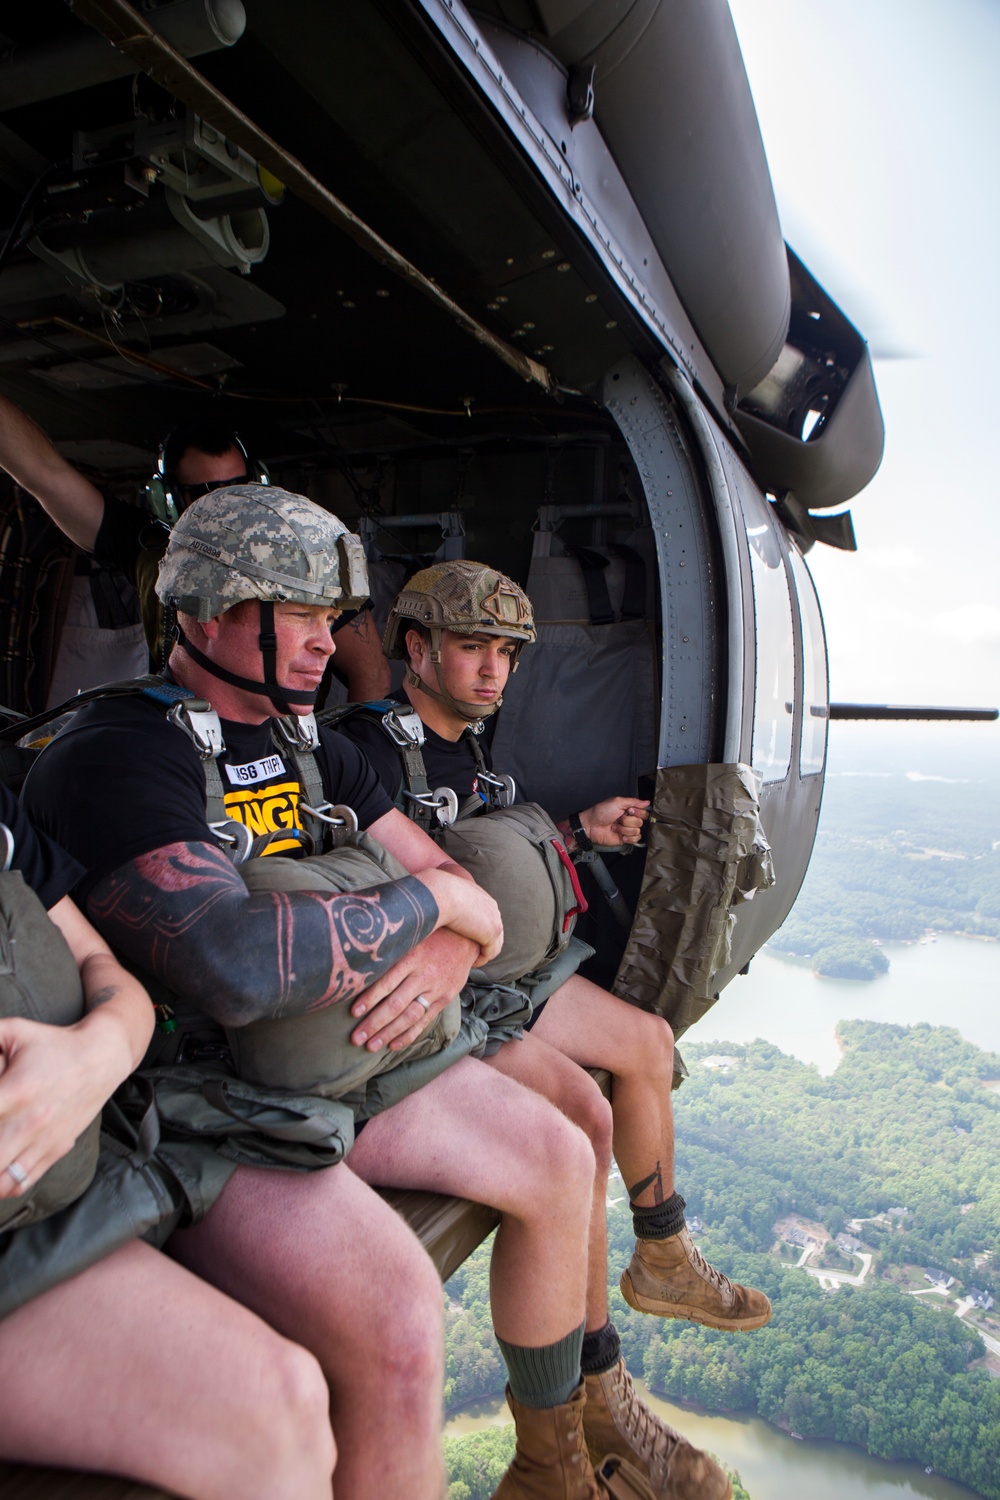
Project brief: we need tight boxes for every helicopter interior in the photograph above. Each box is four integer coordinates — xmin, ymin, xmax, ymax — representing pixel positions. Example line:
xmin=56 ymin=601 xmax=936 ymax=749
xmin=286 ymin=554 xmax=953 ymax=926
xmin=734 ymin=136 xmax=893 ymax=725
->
xmin=0 ymin=0 xmax=871 ymax=978
xmin=0 ymin=5 xmax=896 ymax=1493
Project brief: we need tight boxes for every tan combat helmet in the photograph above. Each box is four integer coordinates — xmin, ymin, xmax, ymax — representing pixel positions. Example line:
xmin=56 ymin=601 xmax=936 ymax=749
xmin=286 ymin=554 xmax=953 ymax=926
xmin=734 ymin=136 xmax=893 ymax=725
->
xmin=384 ymin=559 xmax=535 ymax=721
xmin=157 ymin=483 xmax=368 ymax=713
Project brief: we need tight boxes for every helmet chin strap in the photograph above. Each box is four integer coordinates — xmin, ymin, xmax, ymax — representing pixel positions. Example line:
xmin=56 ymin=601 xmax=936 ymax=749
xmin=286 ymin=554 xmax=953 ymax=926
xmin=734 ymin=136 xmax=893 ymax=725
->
xmin=176 ymin=600 xmax=319 ymax=715
xmin=404 ymin=660 xmax=501 ymax=724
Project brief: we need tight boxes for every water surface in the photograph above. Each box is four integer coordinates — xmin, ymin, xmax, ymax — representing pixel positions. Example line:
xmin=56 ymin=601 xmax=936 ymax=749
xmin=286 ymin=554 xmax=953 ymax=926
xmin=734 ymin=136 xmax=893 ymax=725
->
xmin=444 ymin=1383 xmax=981 ymax=1500
xmin=692 ymin=935 xmax=1000 ymax=1072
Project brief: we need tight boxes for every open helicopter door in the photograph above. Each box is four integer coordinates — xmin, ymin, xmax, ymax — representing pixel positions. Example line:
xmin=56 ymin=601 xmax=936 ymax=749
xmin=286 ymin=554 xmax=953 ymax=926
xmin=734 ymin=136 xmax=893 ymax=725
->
xmin=493 ymin=356 xmax=775 ymax=1062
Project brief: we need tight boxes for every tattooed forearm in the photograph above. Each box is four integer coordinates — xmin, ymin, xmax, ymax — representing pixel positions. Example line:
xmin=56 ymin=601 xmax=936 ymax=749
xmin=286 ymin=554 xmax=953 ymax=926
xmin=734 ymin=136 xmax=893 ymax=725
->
xmin=88 ymin=842 xmax=439 ymax=1028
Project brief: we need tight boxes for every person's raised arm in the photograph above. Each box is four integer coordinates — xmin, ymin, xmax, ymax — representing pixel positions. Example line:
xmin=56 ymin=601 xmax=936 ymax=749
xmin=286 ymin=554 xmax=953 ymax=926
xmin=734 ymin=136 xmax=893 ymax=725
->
xmin=329 ymin=605 xmax=391 ymax=702
xmin=0 ymin=392 xmax=106 ymax=550
xmin=0 ymin=895 xmax=154 ymax=1203
xmin=85 ymin=839 xmax=500 ymax=1030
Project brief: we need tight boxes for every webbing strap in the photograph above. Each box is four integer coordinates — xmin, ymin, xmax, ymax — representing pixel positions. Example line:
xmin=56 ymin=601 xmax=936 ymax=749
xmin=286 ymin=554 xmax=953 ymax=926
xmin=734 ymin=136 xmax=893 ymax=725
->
xmin=610 ymin=543 xmax=646 ymax=622
xmin=202 ymin=755 xmax=228 ymax=828
xmin=564 ymin=545 xmax=615 ymax=626
xmin=574 ymin=848 xmax=634 ymax=934
xmin=276 ymin=730 xmax=328 ymax=851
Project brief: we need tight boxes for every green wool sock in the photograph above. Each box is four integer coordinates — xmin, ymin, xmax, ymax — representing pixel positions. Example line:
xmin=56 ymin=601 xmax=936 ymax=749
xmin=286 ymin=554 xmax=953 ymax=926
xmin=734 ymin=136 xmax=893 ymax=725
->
xmin=496 ymin=1321 xmax=585 ymax=1410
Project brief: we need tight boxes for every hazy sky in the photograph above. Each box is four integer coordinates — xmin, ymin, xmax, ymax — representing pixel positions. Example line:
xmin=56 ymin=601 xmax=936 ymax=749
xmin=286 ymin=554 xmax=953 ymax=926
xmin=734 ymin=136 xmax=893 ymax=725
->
xmin=730 ymin=0 xmax=1000 ymax=717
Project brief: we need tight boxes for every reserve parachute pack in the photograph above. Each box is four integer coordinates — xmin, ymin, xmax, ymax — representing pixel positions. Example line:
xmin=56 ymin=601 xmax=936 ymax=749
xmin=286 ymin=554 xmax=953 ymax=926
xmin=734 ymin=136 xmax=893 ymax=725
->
xmin=0 ymin=830 xmax=202 ymax=1321
xmin=227 ymin=835 xmax=486 ymax=1119
xmin=320 ymin=700 xmax=594 ymax=1047
xmin=0 ymin=853 xmax=101 ymax=1233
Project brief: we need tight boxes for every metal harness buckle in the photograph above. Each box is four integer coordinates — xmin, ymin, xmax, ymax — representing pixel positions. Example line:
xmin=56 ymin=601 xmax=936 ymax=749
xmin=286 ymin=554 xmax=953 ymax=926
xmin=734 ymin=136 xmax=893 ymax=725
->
xmin=208 ymin=818 xmax=254 ymax=865
xmin=381 ymin=708 xmax=426 ymax=749
xmin=299 ymin=802 xmax=360 ymax=833
xmin=403 ymin=786 xmax=460 ymax=827
xmin=272 ymin=712 xmax=321 ymax=753
xmin=166 ymin=699 xmax=224 ymax=761
xmin=475 ymin=769 xmax=516 ymax=808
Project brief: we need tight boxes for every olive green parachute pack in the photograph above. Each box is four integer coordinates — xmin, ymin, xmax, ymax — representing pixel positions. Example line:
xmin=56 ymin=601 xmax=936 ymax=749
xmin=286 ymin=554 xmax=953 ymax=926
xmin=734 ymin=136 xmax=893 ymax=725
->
xmin=227 ymin=834 xmax=488 ymax=1117
xmin=0 ymin=868 xmax=101 ymax=1234
xmin=0 ymin=862 xmax=199 ymax=1321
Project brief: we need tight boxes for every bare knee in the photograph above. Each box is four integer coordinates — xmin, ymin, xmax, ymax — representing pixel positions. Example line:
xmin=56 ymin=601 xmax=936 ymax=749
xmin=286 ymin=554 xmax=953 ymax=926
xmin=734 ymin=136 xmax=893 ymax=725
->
xmin=366 ymin=1246 xmax=444 ymax=1404
xmin=250 ymin=1339 xmax=336 ymax=1493
xmin=566 ymin=1080 xmax=613 ymax=1172
xmin=623 ymin=1010 xmax=674 ymax=1082
xmin=535 ymin=1105 xmax=597 ymax=1206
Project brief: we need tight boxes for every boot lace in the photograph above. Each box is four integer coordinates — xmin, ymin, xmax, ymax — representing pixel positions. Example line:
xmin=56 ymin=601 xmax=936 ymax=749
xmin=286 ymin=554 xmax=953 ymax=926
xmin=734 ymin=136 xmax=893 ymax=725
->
xmin=685 ymin=1239 xmax=734 ymax=1297
xmin=610 ymin=1361 xmax=681 ymax=1471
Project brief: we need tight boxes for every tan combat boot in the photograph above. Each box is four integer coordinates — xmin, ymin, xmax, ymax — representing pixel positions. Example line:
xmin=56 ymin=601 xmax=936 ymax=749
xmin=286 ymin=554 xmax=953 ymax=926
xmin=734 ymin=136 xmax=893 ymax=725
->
xmin=492 ymin=1382 xmax=601 ymax=1500
xmin=583 ymin=1358 xmax=732 ymax=1500
xmin=619 ymin=1230 xmax=772 ymax=1331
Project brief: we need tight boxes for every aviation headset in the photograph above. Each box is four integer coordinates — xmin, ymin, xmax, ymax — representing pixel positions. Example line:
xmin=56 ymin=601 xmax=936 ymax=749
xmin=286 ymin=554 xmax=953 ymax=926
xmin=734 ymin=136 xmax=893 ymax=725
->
xmin=146 ymin=425 xmax=270 ymax=525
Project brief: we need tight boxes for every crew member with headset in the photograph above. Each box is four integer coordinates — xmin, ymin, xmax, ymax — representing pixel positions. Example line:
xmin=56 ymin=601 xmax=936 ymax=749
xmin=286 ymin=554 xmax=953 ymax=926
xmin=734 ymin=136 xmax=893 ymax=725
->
xmin=0 ymin=393 xmax=390 ymax=700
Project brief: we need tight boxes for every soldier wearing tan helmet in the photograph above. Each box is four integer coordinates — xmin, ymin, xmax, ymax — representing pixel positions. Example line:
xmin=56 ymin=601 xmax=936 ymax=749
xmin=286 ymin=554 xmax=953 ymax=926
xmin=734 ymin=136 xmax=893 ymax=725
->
xmin=384 ymin=558 xmax=537 ymax=720
xmin=339 ymin=560 xmax=770 ymax=1500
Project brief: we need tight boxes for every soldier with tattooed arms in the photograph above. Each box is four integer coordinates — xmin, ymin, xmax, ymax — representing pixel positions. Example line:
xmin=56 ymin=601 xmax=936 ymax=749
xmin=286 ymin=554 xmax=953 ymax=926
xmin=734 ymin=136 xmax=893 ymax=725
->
xmin=25 ymin=485 xmax=733 ymax=1500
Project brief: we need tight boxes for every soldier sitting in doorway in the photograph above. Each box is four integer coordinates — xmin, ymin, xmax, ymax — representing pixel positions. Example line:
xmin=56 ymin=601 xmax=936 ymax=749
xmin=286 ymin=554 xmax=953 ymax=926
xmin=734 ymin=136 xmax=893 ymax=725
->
xmin=338 ymin=561 xmax=773 ymax=1380
xmin=0 ymin=392 xmax=389 ymax=700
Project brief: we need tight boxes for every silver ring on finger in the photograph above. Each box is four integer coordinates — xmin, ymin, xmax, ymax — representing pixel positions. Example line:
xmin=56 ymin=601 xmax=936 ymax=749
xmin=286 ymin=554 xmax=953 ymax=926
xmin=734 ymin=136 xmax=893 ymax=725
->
xmin=6 ymin=1160 xmax=28 ymax=1188
xmin=413 ymin=994 xmax=431 ymax=1013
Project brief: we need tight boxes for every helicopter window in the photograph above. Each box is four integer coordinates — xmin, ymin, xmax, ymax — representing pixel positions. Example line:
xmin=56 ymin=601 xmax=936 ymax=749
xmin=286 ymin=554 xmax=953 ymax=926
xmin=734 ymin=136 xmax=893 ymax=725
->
xmin=745 ymin=515 xmax=794 ymax=784
xmin=788 ymin=546 xmax=829 ymax=777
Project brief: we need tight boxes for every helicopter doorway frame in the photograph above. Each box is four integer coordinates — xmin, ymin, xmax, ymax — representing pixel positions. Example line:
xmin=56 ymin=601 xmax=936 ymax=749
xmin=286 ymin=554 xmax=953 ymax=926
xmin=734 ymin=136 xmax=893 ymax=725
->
xmin=601 ymin=358 xmax=736 ymax=768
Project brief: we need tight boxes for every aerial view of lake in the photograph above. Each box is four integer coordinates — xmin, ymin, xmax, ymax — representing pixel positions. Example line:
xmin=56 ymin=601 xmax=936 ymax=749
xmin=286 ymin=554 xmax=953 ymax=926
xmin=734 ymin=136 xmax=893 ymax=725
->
xmin=444 ymin=1382 xmax=981 ymax=1500
xmin=689 ymin=934 xmax=1000 ymax=1073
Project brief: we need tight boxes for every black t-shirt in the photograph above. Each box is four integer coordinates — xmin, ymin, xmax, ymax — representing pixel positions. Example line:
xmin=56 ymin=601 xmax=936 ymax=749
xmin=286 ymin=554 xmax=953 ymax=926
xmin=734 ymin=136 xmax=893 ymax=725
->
xmin=22 ymin=695 xmax=394 ymax=901
xmin=341 ymin=693 xmax=493 ymax=806
xmin=0 ymin=783 xmax=83 ymax=910
xmin=92 ymin=495 xmax=166 ymax=584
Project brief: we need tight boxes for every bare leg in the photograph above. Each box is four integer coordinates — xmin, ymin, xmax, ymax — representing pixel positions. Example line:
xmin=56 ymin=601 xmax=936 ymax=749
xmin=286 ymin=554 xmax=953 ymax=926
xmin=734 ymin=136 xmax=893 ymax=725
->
xmin=170 ymin=1160 xmax=445 ymax=1500
xmin=535 ymin=977 xmax=772 ymax=1339
xmin=531 ymin=975 xmax=676 ymax=1206
xmin=485 ymin=1031 xmax=613 ymax=1333
xmin=348 ymin=1056 xmax=595 ymax=1348
xmin=0 ymin=1240 xmax=334 ymax=1500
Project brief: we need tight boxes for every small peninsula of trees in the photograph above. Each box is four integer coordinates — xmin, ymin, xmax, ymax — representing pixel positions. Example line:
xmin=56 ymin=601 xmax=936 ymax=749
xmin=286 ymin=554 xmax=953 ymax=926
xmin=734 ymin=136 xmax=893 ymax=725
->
xmin=767 ymin=768 xmax=1000 ymax=974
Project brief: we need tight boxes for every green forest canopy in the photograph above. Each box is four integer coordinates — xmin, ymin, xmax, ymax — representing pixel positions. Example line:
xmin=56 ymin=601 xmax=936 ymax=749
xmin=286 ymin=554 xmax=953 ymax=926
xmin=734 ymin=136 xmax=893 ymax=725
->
xmin=443 ymin=1023 xmax=1000 ymax=1500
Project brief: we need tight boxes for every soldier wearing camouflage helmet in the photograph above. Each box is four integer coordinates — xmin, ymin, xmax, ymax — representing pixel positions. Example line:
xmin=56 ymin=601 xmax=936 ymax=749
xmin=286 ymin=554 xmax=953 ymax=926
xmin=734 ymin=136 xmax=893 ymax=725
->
xmin=384 ymin=559 xmax=535 ymax=721
xmin=157 ymin=483 xmax=369 ymax=716
xmin=27 ymin=487 xmax=634 ymax=1500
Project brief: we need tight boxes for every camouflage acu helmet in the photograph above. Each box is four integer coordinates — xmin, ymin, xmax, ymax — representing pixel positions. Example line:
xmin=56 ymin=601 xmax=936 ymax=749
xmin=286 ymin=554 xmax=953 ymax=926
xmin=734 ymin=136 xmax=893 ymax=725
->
xmin=384 ymin=559 xmax=534 ymax=721
xmin=156 ymin=483 xmax=369 ymax=621
xmin=157 ymin=483 xmax=369 ymax=715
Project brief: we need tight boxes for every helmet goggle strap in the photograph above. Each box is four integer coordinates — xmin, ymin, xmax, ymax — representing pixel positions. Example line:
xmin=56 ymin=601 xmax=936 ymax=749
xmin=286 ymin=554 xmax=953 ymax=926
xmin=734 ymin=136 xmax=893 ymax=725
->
xmin=174 ymin=600 xmax=320 ymax=715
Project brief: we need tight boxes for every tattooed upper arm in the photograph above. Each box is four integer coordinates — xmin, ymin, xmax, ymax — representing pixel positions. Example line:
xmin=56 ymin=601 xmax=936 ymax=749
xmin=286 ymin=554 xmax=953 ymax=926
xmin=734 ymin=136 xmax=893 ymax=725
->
xmin=87 ymin=842 xmax=439 ymax=1027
